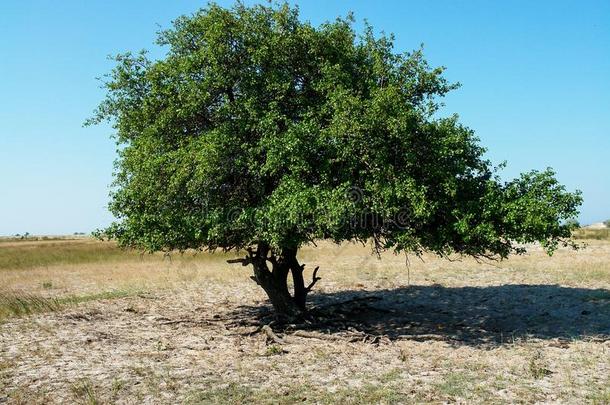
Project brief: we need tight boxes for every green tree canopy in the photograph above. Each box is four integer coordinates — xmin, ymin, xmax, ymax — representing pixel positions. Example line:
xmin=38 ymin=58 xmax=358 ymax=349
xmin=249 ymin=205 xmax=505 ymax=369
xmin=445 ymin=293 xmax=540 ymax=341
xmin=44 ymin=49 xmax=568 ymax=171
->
xmin=88 ymin=2 xmax=582 ymax=317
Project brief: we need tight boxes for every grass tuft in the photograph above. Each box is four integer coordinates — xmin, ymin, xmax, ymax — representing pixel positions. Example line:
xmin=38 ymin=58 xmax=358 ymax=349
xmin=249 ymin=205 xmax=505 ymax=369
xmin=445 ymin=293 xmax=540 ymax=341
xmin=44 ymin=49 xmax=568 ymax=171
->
xmin=434 ymin=371 xmax=471 ymax=398
xmin=70 ymin=378 xmax=100 ymax=405
xmin=264 ymin=345 xmax=285 ymax=356
xmin=0 ymin=290 xmax=134 ymax=320
xmin=528 ymin=351 xmax=552 ymax=379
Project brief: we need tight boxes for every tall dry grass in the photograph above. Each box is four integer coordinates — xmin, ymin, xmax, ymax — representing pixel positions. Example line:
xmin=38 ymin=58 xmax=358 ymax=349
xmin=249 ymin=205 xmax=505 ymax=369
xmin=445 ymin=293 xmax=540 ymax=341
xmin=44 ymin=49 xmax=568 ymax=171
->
xmin=573 ymin=227 xmax=610 ymax=241
xmin=1 ymin=237 xmax=609 ymax=321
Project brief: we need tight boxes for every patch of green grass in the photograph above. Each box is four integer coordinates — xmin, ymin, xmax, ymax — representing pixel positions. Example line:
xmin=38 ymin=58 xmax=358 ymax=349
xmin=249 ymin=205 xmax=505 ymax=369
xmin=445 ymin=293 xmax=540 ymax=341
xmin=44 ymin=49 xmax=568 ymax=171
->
xmin=0 ymin=289 xmax=134 ymax=320
xmin=378 ymin=368 xmax=403 ymax=383
xmin=188 ymin=382 xmax=255 ymax=404
xmin=187 ymin=380 xmax=414 ymax=405
xmin=264 ymin=345 xmax=285 ymax=356
xmin=433 ymin=371 xmax=472 ymax=399
xmin=331 ymin=383 xmax=406 ymax=404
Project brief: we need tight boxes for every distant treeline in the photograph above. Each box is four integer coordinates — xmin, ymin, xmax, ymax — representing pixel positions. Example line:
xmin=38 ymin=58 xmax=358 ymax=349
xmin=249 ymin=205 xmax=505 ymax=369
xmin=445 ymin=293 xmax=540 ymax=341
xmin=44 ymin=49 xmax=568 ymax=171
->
xmin=0 ymin=233 xmax=89 ymax=243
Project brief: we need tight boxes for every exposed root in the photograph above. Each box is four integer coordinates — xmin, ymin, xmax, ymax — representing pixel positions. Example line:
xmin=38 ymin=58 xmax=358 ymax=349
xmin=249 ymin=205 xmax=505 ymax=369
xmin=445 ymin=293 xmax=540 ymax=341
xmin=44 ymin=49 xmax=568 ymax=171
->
xmin=261 ymin=324 xmax=286 ymax=345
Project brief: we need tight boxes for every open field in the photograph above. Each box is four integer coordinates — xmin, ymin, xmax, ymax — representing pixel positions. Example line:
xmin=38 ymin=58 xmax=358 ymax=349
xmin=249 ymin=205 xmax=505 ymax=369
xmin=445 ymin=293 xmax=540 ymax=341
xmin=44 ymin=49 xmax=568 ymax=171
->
xmin=573 ymin=227 xmax=610 ymax=241
xmin=1 ymin=238 xmax=609 ymax=404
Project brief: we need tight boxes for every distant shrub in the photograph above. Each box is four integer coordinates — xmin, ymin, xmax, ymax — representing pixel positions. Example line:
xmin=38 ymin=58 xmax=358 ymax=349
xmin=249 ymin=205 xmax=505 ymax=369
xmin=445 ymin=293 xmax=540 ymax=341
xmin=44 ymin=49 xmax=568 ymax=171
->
xmin=604 ymin=219 xmax=610 ymax=228
xmin=565 ymin=218 xmax=580 ymax=229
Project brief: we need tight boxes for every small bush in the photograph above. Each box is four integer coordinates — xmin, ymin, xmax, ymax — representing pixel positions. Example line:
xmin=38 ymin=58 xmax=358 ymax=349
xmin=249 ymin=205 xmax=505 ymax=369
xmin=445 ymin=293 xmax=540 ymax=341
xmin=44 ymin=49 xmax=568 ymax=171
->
xmin=264 ymin=345 xmax=285 ymax=356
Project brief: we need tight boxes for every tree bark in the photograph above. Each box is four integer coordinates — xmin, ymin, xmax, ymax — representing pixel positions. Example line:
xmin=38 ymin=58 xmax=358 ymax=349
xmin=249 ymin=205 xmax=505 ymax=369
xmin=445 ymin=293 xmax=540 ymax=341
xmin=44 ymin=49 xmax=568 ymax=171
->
xmin=250 ymin=243 xmax=300 ymax=318
xmin=227 ymin=243 xmax=320 ymax=318
xmin=289 ymin=254 xmax=308 ymax=310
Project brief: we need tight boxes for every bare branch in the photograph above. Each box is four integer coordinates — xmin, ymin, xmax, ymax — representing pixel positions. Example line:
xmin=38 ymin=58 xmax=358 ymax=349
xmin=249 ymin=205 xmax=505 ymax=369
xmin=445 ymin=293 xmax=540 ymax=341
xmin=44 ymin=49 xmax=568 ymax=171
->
xmin=226 ymin=257 xmax=251 ymax=266
xmin=305 ymin=266 xmax=321 ymax=292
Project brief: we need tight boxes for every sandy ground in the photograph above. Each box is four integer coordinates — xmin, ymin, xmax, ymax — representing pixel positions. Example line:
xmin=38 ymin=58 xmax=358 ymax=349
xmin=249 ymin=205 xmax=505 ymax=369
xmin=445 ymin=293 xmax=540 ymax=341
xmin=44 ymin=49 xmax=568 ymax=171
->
xmin=1 ymin=241 xmax=609 ymax=404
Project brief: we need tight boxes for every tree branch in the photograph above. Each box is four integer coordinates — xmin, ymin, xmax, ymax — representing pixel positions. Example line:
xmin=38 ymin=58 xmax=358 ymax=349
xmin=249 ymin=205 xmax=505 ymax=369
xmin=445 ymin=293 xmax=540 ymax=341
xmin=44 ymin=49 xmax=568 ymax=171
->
xmin=227 ymin=245 xmax=260 ymax=266
xmin=305 ymin=266 xmax=321 ymax=292
xmin=226 ymin=257 xmax=251 ymax=266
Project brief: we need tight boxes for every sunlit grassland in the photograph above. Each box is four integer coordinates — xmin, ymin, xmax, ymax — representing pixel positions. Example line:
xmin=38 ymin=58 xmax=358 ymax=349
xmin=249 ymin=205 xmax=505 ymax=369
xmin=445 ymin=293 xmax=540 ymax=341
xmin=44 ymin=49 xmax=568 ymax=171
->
xmin=0 ymin=290 xmax=133 ymax=320
xmin=1 ymin=236 xmax=610 ymax=404
xmin=0 ymin=239 xmax=147 ymax=270
xmin=0 ymin=238 xmax=236 ymax=321
xmin=1 ymin=235 xmax=610 ymax=322
xmin=573 ymin=227 xmax=610 ymax=241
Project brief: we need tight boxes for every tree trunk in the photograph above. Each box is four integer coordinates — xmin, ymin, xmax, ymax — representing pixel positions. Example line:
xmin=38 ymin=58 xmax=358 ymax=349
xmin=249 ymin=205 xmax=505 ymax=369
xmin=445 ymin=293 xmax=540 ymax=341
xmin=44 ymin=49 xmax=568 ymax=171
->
xmin=227 ymin=243 xmax=320 ymax=319
xmin=250 ymin=243 xmax=302 ymax=319
xmin=251 ymin=255 xmax=300 ymax=318
xmin=289 ymin=252 xmax=308 ymax=310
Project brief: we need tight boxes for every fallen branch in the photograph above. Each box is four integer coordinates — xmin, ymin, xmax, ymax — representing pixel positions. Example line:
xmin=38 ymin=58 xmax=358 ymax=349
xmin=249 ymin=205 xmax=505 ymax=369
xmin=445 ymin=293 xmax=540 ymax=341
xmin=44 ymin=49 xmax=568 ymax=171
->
xmin=290 ymin=330 xmax=345 ymax=341
xmin=157 ymin=318 xmax=215 ymax=326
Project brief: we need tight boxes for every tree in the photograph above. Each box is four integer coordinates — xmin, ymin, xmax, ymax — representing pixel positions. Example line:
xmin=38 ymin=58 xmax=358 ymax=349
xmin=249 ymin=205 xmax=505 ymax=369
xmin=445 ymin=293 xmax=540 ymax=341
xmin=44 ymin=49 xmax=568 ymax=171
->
xmin=88 ymin=3 xmax=582 ymax=318
xmin=604 ymin=220 xmax=610 ymax=228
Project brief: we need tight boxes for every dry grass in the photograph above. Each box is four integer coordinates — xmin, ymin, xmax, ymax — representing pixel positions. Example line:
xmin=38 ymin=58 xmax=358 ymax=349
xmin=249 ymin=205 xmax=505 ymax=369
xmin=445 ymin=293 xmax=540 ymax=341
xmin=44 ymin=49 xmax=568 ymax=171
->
xmin=573 ymin=227 xmax=610 ymax=241
xmin=0 ymin=240 xmax=236 ymax=299
xmin=1 ymin=238 xmax=609 ymax=404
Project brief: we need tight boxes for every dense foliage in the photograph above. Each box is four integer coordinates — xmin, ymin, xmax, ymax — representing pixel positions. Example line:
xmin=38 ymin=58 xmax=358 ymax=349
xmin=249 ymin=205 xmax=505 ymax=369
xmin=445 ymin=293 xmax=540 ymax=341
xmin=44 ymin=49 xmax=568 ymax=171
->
xmin=89 ymin=3 xmax=581 ymax=315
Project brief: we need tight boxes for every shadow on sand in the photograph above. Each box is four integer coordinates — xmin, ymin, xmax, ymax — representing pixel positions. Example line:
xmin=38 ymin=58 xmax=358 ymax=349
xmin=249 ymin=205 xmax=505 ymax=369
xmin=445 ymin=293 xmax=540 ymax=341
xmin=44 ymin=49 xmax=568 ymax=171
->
xmin=232 ymin=284 xmax=610 ymax=345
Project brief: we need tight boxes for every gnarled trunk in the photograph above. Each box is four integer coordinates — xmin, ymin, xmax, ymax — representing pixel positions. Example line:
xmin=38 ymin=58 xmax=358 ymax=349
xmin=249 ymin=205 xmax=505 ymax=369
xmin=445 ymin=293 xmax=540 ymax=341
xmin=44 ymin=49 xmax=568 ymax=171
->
xmin=227 ymin=242 xmax=320 ymax=318
xmin=251 ymin=245 xmax=300 ymax=318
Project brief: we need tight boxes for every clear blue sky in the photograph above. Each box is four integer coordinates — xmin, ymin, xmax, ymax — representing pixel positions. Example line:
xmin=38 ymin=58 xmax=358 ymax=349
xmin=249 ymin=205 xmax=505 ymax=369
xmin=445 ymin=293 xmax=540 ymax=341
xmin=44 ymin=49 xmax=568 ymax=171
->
xmin=1 ymin=0 xmax=608 ymax=235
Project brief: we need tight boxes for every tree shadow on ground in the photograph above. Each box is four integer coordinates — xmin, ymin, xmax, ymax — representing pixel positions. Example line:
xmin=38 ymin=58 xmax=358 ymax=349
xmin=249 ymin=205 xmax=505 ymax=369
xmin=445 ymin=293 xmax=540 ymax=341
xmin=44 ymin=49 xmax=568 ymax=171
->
xmin=231 ymin=284 xmax=610 ymax=346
